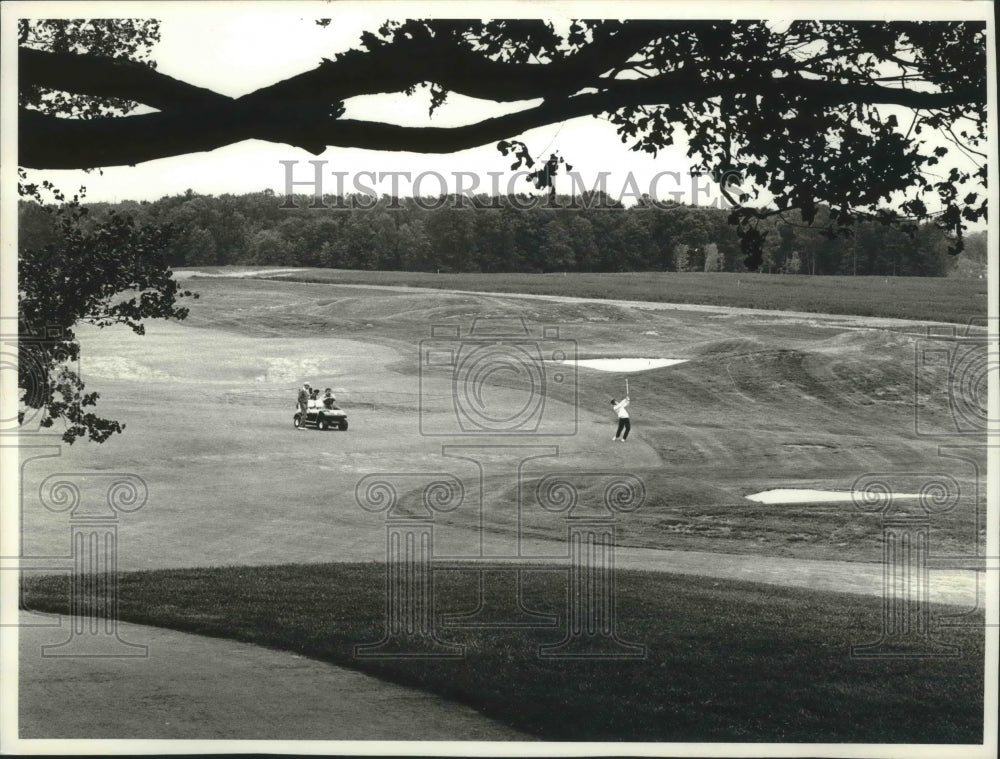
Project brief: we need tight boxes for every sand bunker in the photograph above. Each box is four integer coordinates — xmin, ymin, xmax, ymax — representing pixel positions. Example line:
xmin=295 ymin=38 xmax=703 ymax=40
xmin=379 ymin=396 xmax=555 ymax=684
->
xmin=565 ymin=358 xmax=688 ymax=372
xmin=746 ymin=488 xmax=923 ymax=504
xmin=259 ymin=356 xmax=326 ymax=383
xmin=82 ymin=356 xmax=175 ymax=382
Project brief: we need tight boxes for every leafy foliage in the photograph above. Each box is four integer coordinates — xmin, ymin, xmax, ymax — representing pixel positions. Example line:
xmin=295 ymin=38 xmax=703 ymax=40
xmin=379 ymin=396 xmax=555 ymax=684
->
xmin=353 ymin=19 xmax=986 ymax=265
xmin=18 ymin=19 xmax=191 ymax=444
xmin=19 ymin=18 xmax=161 ymax=118
xmin=18 ymin=198 xmax=192 ymax=443
xmin=29 ymin=190 xmax=963 ymax=279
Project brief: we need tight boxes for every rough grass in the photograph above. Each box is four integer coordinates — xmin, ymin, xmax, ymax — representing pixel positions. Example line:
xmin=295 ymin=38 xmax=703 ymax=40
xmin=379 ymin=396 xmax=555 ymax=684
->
xmin=214 ymin=268 xmax=992 ymax=324
xmin=22 ymin=564 xmax=985 ymax=743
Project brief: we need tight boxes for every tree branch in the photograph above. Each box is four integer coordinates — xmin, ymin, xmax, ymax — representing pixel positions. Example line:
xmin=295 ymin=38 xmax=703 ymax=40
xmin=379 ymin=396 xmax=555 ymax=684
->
xmin=19 ymin=51 xmax=980 ymax=169
xmin=242 ymin=23 xmax=664 ymax=107
xmin=19 ymin=24 xmax=660 ymax=114
xmin=19 ymin=47 xmax=231 ymax=111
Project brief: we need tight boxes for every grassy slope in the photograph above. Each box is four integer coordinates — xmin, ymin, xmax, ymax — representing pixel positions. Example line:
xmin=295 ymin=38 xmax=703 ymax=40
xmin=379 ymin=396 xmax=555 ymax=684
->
xmin=22 ymin=564 xmax=984 ymax=743
xmin=232 ymin=268 xmax=991 ymax=325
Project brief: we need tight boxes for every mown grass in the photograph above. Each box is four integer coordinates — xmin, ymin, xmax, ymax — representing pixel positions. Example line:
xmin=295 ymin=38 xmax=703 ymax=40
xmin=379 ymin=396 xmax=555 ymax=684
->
xmin=236 ymin=269 xmax=990 ymax=324
xmin=23 ymin=563 xmax=984 ymax=743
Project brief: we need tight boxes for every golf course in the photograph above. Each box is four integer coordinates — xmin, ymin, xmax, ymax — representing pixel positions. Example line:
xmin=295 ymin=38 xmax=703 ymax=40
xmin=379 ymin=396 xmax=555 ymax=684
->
xmin=20 ymin=269 xmax=988 ymax=742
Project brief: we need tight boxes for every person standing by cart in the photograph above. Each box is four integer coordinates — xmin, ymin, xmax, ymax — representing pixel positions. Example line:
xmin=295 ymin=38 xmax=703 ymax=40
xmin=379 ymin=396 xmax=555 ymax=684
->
xmin=297 ymin=382 xmax=311 ymax=430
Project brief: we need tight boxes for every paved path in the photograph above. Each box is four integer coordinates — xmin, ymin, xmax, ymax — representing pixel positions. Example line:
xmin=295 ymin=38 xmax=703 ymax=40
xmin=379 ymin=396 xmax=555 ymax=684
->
xmin=613 ymin=546 xmax=985 ymax=608
xmin=430 ymin=542 xmax=983 ymax=608
xmin=17 ymin=614 xmax=529 ymax=741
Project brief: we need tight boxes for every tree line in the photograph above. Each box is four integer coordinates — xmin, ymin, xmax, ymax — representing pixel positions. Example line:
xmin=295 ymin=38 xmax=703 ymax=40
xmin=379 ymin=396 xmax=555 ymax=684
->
xmin=20 ymin=190 xmax=978 ymax=277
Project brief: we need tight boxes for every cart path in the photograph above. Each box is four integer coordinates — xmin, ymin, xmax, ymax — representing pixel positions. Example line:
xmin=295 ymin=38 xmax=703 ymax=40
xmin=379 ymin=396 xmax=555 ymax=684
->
xmin=17 ymin=613 xmax=530 ymax=741
xmin=611 ymin=546 xmax=985 ymax=607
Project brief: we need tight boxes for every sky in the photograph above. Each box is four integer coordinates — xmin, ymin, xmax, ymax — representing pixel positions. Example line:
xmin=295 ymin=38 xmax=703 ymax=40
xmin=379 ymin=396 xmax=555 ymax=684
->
xmin=5 ymin=0 xmax=994 ymax=215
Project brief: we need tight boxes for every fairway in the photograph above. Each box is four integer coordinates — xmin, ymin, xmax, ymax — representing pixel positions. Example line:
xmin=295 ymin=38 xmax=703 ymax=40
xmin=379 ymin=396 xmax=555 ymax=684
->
xmin=269 ymin=267 xmax=989 ymax=324
xmin=19 ymin=274 xmax=986 ymax=570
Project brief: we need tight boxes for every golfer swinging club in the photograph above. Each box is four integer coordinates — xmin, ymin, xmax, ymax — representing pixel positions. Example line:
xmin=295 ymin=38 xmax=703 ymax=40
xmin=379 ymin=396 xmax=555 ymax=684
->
xmin=611 ymin=383 xmax=631 ymax=442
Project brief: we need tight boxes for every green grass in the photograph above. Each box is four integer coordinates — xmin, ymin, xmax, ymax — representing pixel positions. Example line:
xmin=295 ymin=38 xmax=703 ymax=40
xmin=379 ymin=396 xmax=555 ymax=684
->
xmin=217 ymin=268 xmax=991 ymax=324
xmin=23 ymin=564 xmax=984 ymax=743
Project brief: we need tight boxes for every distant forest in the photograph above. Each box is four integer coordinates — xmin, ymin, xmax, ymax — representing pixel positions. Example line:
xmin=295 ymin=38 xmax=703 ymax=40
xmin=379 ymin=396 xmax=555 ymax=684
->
xmin=20 ymin=191 xmax=988 ymax=277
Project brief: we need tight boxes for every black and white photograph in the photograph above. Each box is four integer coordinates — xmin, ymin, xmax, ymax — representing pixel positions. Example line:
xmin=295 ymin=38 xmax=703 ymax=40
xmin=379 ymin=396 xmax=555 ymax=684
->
xmin=1 ymin=1 xmax=996 ymax=755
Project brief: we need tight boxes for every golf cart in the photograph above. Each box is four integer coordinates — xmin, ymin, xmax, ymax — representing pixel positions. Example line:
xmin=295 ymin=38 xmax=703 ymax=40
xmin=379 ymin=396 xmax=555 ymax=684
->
xmin=294 ymin=403 xmax=348 ymax=431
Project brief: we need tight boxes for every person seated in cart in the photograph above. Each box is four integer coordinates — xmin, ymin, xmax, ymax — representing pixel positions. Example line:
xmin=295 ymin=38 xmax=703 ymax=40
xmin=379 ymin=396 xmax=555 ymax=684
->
xmin=307 ymin=387 xmax=321 ymax=411
xmin=322 ymin=387 xmax=338 ymax=410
